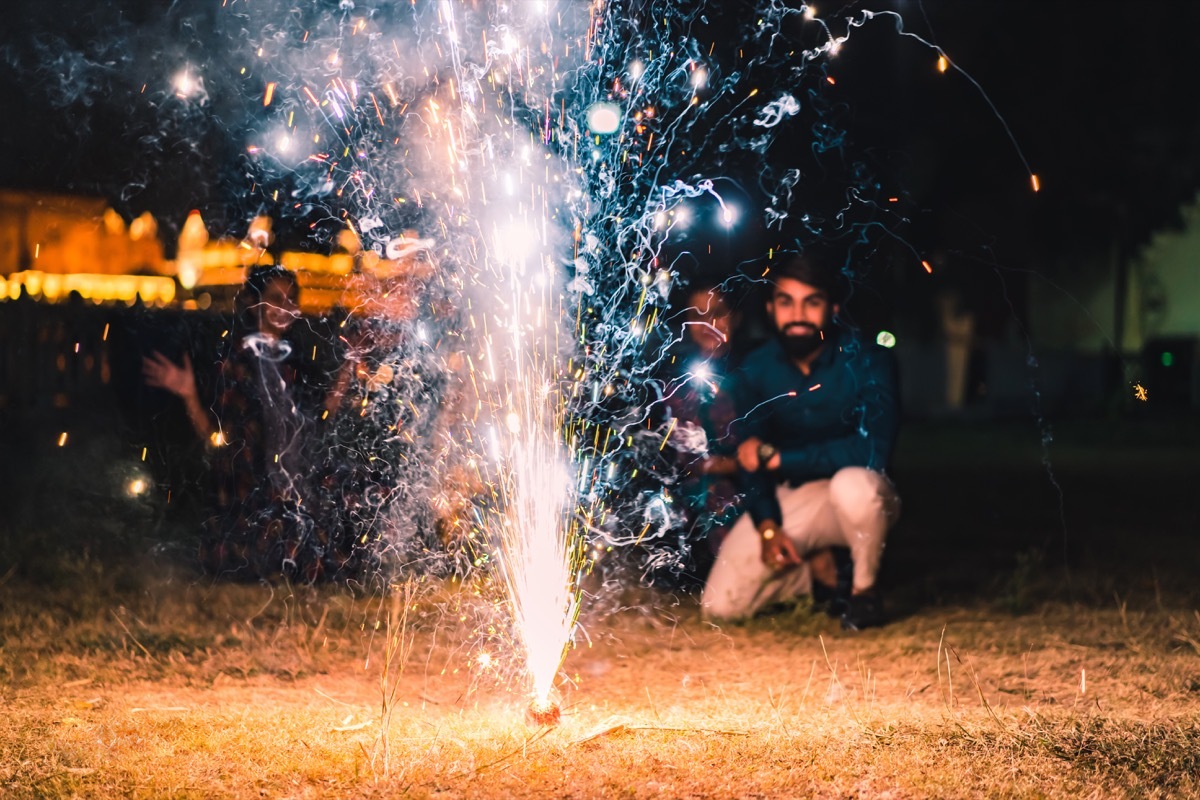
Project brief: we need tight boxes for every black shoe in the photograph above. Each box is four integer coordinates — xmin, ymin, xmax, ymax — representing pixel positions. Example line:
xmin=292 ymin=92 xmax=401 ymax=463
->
xmin=841 ymin=589 xmax=885 ymax=631
xmin=832 ymin=547 xmax=854 ymax=595
xmin=812 ymin=580 xmax=849 ymax=618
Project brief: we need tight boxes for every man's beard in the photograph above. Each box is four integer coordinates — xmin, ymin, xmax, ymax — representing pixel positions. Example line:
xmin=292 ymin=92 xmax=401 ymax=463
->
xmin=777 ymin=323 xmax=825 ymax=360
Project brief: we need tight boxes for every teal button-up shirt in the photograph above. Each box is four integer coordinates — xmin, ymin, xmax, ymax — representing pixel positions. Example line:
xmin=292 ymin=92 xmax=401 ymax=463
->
xmin=730 ymin=327 xmax=900 ymax=526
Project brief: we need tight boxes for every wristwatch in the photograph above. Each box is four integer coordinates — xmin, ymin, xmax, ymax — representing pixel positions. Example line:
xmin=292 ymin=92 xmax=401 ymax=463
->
xmin=757 ymin=442 xmax=778 ymax=467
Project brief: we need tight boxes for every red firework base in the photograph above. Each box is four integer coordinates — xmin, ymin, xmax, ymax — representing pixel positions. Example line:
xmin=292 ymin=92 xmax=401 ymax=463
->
xmin=525 ymin=699 xmax=562 ymax=727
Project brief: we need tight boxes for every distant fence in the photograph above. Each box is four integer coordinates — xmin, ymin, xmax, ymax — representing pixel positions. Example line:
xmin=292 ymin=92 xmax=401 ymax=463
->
xmin=0 ymin=296 xmax=344 ymax=531
xmin=0 ymin=294 xmax=230 ymax=422
xmin=0 ymin=295 xmax=121 ymax=415
xmin=4 ymin=296 xmax=1194 ymax=425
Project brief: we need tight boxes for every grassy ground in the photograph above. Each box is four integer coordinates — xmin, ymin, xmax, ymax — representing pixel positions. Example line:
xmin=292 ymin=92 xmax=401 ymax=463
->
xmin=2 ymin=417 xmax=1198 ymax=797
xmin=2 ymin=562 xmax=1198 ymax=798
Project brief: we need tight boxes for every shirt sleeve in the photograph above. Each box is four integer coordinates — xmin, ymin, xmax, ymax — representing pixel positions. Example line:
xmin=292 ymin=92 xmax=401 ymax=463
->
xmin=730 ymin=357 xmax=785 ymax=527
xmin=776 ymin=346 xmax=900 ymax=484
xmin=728 ymin=358 xmax=765 ymax=443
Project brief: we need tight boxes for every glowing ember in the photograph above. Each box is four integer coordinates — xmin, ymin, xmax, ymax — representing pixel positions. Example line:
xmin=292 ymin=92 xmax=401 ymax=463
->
xmin=525 ymin=698 xmax=562 ymax=728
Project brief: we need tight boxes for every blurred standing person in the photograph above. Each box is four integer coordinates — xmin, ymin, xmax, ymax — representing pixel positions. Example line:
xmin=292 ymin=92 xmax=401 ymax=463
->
xmin=657 ymin=282 xmax=744 ymax=587
xmin=143 ymin=265 xmax=357 ymax=582
xmin=315 ymin=238 xmax=456 ymax=572
xmin=700 ymin=254 xmax=901 ymax=629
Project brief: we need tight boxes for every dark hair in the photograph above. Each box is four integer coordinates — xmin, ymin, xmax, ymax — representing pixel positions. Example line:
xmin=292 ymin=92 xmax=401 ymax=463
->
xmin=236 ymin=264 xmax=298 ymax=331
xmin=685 ymin=279 xmax=729 ymax=304
xmin=770 ymin=253 xmax=845 ymax=303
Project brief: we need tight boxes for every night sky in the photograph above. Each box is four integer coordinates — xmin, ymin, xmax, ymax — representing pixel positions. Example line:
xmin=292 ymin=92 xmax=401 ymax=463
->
xmin=3 ymin=0 xmax=1200 ymax=330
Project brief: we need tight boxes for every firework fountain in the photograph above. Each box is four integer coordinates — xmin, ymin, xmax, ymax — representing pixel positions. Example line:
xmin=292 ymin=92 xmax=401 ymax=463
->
xmin=214 ymin=0 xmax=938 ymax=717
xmin=223 ymin=0 xmax=610 ymax=714
xmin=10 ymin=0 xmax=1032 ymax=719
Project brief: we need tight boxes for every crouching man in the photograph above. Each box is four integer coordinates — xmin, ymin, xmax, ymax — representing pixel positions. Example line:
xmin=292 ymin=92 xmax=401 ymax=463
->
xmin=700 ymin=254 xmax=901 ymax=630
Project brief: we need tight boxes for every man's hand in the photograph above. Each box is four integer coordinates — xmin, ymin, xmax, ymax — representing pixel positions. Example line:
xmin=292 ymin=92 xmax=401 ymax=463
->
xmin=738 ymin=437 xmax=763 ymax=471
xmin=699 ymin=455 xmax=739 ymax=476
xmin=758 ymin=521 xmax=801 ymax=571
xmin=737 ymin=437 xmax=781 ymax=472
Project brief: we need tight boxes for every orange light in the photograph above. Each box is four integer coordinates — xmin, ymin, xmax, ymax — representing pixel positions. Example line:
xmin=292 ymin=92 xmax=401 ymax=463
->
xmin=921 ymin=260 xmax=933 ymax=274
xmin=263 ymin=82 xmax=276 ymax=106
xmin=1031 ymin=173 xmax=1041 ymax=192
xmin=57 ymin=432 xmax=68 ymax=447
xmin=826 ymin=76 xmax=836 ymax=85
xmin=937 ymin=55 xmax=948 ymax=73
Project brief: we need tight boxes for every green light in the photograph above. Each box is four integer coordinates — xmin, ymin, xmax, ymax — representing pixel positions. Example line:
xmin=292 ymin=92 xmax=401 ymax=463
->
xmin=1161 ymin=351 xmax=1174 ymax=367
xmin=876 ymin=330 xmax=897 ymax=349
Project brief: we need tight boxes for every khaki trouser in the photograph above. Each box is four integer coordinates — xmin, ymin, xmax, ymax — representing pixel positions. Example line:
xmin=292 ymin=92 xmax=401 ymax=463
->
xmin=700 ymin=467 xmax=900 ymax=621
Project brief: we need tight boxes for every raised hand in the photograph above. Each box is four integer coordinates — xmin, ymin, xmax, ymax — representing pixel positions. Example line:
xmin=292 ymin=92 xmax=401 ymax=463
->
xmin=142 ymin=351 xmax=198 ymax=402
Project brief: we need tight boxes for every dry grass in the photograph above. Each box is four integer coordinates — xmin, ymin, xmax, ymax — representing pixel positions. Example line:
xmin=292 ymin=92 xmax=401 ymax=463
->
xmin=1 ymin=563 xmax=1198 ymax=799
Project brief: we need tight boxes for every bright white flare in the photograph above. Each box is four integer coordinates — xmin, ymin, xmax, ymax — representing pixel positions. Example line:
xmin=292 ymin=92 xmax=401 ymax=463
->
xmin=496 ymin=393 xmax=579 ymax=707
xmin=493 ymin=219 xmax=541 ymax=268
xmin=170 ymin=65 xmax=208 ymax=104
xmin=482 ymin=173 xmax=581 ymax=708
xmin=586 ymin=101 xmax=621 ymax=135
xmin=172 ymin=72 xmax=193 ymax=96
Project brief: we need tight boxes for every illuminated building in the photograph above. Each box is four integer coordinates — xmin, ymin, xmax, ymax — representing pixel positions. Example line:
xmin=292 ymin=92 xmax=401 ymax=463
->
xmin=0 ymin=190 xmax=426 ymax=316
